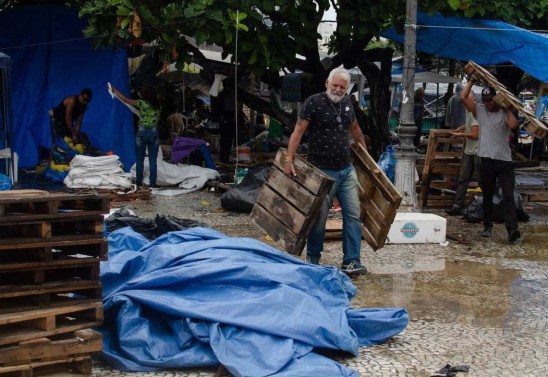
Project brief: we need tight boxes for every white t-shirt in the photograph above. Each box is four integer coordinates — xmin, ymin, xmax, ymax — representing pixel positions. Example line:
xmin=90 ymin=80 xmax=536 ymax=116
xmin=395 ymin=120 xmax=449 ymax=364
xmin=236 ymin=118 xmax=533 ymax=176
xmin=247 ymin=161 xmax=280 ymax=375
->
xmin=476 ymin=104 xmax=512 ymax=161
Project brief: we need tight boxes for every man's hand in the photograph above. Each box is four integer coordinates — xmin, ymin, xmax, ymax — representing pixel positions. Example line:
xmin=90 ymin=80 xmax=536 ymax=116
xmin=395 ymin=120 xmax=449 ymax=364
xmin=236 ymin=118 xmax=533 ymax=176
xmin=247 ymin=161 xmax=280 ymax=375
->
xmin=283 ymin=159 xmax=296 ymax=178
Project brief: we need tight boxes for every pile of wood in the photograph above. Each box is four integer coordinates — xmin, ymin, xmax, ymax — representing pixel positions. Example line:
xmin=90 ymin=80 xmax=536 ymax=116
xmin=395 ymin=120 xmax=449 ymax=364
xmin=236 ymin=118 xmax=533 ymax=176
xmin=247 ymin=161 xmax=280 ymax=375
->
xmin=0 ymin=190 xmax=110 ymax=376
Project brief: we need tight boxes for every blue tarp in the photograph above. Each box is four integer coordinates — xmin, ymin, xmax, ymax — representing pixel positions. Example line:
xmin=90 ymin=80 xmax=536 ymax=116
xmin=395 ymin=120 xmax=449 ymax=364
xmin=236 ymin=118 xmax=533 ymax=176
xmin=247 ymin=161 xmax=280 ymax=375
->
xmin=0 ymin=6 xmax=135 ymax=169
xmin=381 ymin=11 xmax=548 ymax=83
xmin=102 ymin=227 xmax=409 ymax=376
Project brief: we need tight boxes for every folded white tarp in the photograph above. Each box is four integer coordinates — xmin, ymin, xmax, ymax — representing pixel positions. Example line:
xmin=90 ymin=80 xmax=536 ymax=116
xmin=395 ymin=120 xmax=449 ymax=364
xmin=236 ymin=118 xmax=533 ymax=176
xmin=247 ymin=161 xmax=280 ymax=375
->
xmin=64 ymin=154 xmax=133 ymax=189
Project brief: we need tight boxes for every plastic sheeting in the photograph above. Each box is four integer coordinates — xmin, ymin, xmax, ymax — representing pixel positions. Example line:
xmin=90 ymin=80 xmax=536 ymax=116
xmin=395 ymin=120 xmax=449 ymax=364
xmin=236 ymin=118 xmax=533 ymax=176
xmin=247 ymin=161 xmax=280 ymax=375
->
xmin=381 ymin=11 xmax=548 ymax=83
xmin=0 ymin=6 xmax=134 ymax=169
xmin=102 ymin=227 xmax=409 ymax=376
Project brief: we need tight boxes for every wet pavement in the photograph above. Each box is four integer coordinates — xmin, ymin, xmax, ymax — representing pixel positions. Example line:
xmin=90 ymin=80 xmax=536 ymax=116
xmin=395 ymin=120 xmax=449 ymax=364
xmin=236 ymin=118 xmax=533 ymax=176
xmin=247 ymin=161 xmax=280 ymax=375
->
xmin=93 ymin=189 xmax=548 ymax=376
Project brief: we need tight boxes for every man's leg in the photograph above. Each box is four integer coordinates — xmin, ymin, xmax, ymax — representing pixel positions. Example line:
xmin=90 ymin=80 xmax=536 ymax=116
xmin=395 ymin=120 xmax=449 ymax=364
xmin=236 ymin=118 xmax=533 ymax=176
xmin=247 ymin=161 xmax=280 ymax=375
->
xmin=337 ymin=166 xmax=363 ymax=265
xmin=449 ymin=153 xmax=475 ymax=212
xmin=497 ymin=161 xmax=518 ymax=238
xmin=480 ymin=158 xmax=496 ymax=235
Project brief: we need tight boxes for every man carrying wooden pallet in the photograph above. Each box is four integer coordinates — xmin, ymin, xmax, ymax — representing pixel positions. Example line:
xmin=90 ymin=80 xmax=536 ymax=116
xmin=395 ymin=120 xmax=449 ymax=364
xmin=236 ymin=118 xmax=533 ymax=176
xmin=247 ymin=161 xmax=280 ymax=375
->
xmin=283 ymin=67 xmax=368 ymax=276
xmin=460 ymin=79 xmax=522 ymax=244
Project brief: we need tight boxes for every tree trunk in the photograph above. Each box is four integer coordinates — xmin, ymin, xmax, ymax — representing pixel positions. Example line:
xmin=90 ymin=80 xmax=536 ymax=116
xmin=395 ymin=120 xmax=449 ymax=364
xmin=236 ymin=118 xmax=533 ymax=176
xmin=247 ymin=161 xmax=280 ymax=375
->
xmin=356 ymin=47 xmax=394 ymax=160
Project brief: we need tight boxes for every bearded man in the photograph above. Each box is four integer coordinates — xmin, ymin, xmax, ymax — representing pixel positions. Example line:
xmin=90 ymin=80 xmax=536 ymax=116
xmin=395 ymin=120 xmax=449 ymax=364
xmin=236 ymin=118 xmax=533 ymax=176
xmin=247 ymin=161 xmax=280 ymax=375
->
xmin=283 ymin=67 xmax=368 ymax=276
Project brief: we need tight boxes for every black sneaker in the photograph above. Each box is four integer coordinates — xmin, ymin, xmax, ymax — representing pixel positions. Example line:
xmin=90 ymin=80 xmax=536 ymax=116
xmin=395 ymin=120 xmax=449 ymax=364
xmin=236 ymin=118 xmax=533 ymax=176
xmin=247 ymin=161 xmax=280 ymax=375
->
xmin=341 ymin=261 xmax=367 ymax=276
xmin=445 ymin=205 xmax=462 ymax=216
xmin=306 ymin=256 xmax=320 ymax=265
xmin=509 ymin=230 xmax=522 ymax=245
xmin=482 ymin=225 xmax=492 ymax=238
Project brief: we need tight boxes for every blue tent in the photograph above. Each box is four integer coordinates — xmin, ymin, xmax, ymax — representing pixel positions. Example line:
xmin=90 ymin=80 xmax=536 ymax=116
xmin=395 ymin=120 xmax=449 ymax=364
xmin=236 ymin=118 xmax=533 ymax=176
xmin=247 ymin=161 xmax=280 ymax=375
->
xmin=381 ymin=11 xmax=548 ymax=83
xmin=0 ymin=6 xmax=134 ymax=169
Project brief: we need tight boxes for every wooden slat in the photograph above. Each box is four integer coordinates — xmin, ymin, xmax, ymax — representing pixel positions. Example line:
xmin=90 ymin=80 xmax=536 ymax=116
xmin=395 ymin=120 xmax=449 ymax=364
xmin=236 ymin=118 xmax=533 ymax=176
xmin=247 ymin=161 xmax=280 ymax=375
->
xmin=256 ymin=186 xmax=306 ymax=235
xmin=0 ymin=329 xmax=101 ymax=366
xmin=265 ymin=169 xmax=315 ymax=211
xmin=250 ymin=204 xmax=299 ymax=254
xmin=0 ymin=302 xmax=103 ymax=347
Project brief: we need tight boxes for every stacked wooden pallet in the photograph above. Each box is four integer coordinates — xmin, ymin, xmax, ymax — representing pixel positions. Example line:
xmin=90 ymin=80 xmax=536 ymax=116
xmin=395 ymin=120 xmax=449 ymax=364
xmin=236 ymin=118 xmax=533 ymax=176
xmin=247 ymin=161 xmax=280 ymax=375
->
xmin=0 ymin=190 xmax=110 ymax=377
xmin=420 ymin=129 xmax=468 ymax=209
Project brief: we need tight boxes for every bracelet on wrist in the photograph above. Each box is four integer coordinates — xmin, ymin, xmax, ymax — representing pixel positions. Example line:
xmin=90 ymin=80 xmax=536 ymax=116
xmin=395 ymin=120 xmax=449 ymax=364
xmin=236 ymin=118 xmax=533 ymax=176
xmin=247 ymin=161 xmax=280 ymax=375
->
xmin=285 ymin=156 xmax=293 ymax=162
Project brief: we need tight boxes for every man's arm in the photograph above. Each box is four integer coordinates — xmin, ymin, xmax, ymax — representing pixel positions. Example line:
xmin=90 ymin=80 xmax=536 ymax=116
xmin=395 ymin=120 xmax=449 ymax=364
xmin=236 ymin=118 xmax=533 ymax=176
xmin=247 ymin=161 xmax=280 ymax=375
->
xmin=505 ymin=109 xmax=518 ymax=129
xmin=63 ymin=97 xmax=79 ymax=142
xmin=461 ymin=80 xmax=476 ymax=116
xmin=283 ymin=118 xmax=309 ymax=177
xmin=350 ymin=119 xmax=367 ymax=149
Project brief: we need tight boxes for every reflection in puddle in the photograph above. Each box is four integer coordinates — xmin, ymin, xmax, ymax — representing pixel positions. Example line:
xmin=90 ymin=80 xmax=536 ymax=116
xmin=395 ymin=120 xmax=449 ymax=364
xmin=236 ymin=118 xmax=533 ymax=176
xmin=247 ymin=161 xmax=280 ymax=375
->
xmin=354 ymin=259 xmax=523 ymax=329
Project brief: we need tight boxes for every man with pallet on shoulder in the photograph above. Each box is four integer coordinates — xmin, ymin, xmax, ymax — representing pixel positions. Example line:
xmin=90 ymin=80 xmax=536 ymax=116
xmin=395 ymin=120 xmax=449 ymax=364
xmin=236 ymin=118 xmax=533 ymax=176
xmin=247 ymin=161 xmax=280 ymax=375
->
xmin=460 ymin=79 xmax=522 ymax=245
xmin=283 ymin=67 xmax=368 ymax=276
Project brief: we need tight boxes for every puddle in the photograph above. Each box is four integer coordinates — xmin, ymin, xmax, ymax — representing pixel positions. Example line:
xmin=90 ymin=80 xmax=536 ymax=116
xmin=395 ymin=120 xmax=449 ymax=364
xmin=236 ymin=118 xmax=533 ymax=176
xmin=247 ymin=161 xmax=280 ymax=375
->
xmin=351 ymin=259 xmax=542 ymax=329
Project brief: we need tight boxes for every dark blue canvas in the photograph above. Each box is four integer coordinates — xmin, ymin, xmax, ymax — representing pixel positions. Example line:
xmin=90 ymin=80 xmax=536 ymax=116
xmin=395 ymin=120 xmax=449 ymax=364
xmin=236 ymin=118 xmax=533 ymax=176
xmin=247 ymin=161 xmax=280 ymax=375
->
xmin=382 ymin=11 xmax=548 ymax=83
xmin=0 ymin=6 xmax=135 ymax=169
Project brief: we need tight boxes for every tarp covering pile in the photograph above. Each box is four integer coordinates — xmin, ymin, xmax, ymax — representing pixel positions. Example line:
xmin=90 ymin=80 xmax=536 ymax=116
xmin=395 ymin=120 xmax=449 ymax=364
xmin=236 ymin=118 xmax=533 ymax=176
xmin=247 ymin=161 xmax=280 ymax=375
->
xmin=102 ymin=227 xmax=409 ymax=376
xmin=381 ymin=11 xmax=548 ymax=83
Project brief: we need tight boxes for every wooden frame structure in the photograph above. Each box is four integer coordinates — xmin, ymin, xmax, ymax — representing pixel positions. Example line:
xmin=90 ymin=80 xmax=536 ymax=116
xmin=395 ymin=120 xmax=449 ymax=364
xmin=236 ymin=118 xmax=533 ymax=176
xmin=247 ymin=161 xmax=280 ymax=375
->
xmin=250 ymin=148 xmax=334 ymax=255
xmin=419 ymin=129 xmax=466 ymax=208
xmin=350 ymin=144 xmax=402 ymax=250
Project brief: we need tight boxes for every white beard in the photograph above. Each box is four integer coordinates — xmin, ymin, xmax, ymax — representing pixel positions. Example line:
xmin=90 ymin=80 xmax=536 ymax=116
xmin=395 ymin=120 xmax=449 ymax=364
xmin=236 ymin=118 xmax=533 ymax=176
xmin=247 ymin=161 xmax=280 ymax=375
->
xmin=326 ymin=91 xmax=343 ymax=103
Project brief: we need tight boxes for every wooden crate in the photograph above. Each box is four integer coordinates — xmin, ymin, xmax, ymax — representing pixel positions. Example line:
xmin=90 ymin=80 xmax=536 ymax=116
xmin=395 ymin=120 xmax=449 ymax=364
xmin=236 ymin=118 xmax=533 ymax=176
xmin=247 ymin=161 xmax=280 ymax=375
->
xmin=250 ymin=148 xmax=334 ymax=255
xmin=0 ymin=302 xmax=103 ymax=347
xmin=0 ymin=356 xmax=92 ymax=376
xmin=419 ymin=129 xmax=466 ymax=209
xmin=350 ymin=144 xmax=402 ymax=250
xmin=464 ymin=60 xmax=548 ymax=139
xmin=0 ymin=239 xmax=108 ymax=263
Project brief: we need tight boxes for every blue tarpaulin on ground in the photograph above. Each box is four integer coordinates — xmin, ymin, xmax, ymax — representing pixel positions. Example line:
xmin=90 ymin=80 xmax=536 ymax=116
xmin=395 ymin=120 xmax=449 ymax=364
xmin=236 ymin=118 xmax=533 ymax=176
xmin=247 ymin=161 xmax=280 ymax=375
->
xmin=101 ymin=227 xmax=409 ymax=376
xmin=0 ymin=6 xmax=135 ymax=169
xmin=381 ymin=11 xmax=548 ymax=83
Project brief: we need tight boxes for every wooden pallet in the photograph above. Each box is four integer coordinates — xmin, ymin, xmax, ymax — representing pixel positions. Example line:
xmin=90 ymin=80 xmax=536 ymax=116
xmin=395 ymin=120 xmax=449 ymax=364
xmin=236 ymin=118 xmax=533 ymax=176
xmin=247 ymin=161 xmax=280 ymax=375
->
xmin=0 ymin=259 xmax=100 ymax=285
xmin=0 ymin=191 xmax=110 ymax=221
xmin=0 ymin=239 xmax=107 ymax=262
xmin=0 ymin=355 xmax=92 ymax=376
xmin=350 ymin=144 xmax=402 ymax=250
xmin=0 ymin=215 xmax=104 ymax=243
xmin=0 ymin=329 xmax=101 ymax=367
xmin=0 ymin=302 xmax=103 ymax=347
xmin=250 ymin=148 xmax=334 ymax=255
xmin=463 ymin=61 xmax=548 ymax=139
xmin=420 ymin=129 xmax=466 ymax=209
xmin=0 ymin=280 xmax=102 ymax=311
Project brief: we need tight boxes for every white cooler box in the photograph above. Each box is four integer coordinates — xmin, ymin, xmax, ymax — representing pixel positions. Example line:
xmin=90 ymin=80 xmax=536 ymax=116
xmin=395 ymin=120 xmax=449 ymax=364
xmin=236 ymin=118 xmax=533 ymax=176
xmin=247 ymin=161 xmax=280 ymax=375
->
xmin=386 ymin=212 xmax=446 ymax=244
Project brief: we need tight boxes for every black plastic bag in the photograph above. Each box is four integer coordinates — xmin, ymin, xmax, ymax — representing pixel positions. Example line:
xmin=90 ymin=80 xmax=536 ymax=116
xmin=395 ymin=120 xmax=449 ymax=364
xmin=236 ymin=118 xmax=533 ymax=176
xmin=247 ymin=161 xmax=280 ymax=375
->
xmin=106 ymin=208 xmax=206 ymax=240
xmin=155 ymin=214 xmax=206 ymax=234
xmin=463 ymin=185 xmax=530 ymax=223
xmin=105 ymin=208 xmax=158 ymax=240
xmin=221 ymin=165 xmax=271 ymax=213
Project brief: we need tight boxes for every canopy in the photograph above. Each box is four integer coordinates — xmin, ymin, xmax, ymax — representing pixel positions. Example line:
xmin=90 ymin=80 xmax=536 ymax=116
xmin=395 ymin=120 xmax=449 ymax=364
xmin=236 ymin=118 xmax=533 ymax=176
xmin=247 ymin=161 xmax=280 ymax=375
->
xmin=381 ymin=11 xmax=548 ymax=83
xmin=0 ymin=6 xmax=135 ymax=169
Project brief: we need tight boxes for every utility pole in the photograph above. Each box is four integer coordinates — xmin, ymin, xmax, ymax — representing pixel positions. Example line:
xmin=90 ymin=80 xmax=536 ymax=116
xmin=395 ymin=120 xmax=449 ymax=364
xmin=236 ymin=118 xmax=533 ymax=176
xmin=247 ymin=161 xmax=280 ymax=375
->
xmin=394 ymin=0 xmax=418 ymax=209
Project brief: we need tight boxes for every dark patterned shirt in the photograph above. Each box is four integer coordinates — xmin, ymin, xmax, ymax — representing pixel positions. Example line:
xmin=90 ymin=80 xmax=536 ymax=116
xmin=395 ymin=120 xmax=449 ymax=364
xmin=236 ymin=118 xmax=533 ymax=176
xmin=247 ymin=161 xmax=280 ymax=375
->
xmin=299 ymin=92 xmax=355 ymax=170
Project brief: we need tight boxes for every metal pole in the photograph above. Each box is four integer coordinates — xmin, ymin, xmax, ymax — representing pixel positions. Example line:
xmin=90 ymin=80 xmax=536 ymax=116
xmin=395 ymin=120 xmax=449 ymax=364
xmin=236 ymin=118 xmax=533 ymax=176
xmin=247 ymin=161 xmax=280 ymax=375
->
xmin=394 ymin=0 xmax=418 ymax=209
